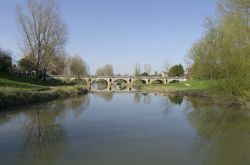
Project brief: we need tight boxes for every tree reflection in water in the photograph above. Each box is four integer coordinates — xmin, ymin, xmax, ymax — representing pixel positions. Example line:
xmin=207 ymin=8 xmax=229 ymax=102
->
xmin=63 ymin=95 xmax=90 ymax=117
xmin=91 ymin=81 xmax=108 ymax=90
xmin=142 ymin=93 xmax=151 ymax=104
xmin=133 ymin=93 xmax=141 ymax=104
xmin=133 ymin=93 xmax=152 ymax=104
xmin=94 ymin=92 xmax=114 ymax=102
xmin=19 ymin=108 xmax=66 ymax=164
xmin=1 ymin=95 xmax=91 ymax=165
xmin=184 ymin=97 xmax=250 ymax=165
xmin=162 ymin=95 xmax=184 ymax=115
xmin=168 ymin=95 xmax=183 ymax=105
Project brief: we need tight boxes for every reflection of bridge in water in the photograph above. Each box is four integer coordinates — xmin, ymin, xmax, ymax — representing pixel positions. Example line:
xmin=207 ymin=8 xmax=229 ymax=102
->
xmin=54 ymin=76 xmax=187 ymax=85
xmin=89 ymin=85 xmax=142 ymax=92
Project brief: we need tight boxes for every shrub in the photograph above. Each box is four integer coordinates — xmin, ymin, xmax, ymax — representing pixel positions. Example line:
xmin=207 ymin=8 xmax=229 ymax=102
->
xmin=0 ymin=49 xmax=12 ymax=72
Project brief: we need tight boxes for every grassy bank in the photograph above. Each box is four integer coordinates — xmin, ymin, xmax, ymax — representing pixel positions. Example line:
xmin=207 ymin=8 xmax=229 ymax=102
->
xmin=143 ymin=79 xmax=250 ymax=108
xmin=144 ymin=80 xmax=217 ymax=94
xmin=143 ymin=79 xmax=223 ymax=102
xmin=0 ymin=72 xmax=88 ymax=108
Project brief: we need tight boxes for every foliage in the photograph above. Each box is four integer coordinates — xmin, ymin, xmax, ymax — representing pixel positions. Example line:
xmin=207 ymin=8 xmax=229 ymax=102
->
xmin=141 ymin=72 xmax=149 ymax=76
xmin=0 ymin=72 xmax=87 ymax=108
xmin=168 ymin=64 xmax=184 ymax=77
xmin=49 ymin=54 xmax=66 ymax=75
xmin=96 ymin=64 xmax=114 ymax=76
xmin=187 ymin=0 xmax=250 ymax=104
xmin=70 ymin=79 xmax=87 ymax=85
xmin=0 ymin=72 xmax=64 ymax=88
xmin=18 ymin=55 xmax=35 ymax=75
xmin=70 ymin=55 xmax=88 ymax=78
xmin=0 ymin=49 xmax=12 ymax=72
xmin=168 ymin=95 xmax=183 ymax=105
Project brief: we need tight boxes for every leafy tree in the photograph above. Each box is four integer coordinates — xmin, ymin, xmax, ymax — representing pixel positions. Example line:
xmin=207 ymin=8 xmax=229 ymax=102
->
xmin=18 ymin=56 xmax=34 ymax=75
xmin=168 ymin=64 xmax=184 ymax=77
xmin=49 ymin=54 xmax=66 ymax=75
xmin=187 ymin=0 xmax=250 ymax=104
xmin=70 ymin=55 xmax=88 ymax=79
xmin=141 ymin=72 xmax=149 ymax=76
xmin=0 ymin=49 xmax=12 ymax=72
xmin=96 ymin=64 xmax=114 ymax=76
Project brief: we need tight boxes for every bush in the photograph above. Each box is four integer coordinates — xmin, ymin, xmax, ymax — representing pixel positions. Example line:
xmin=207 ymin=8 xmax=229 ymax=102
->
xmin=70 ymin=79 xmax=87 ymax=85
xmin=141 ymin=72 xmax=149 ymax=76
xmin=0 ymin=49 xmax=12 ymax=72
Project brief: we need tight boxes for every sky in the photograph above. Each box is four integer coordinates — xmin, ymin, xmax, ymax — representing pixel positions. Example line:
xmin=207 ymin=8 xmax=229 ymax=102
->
xmin=0 ymin=0 xmax=217 ymax=75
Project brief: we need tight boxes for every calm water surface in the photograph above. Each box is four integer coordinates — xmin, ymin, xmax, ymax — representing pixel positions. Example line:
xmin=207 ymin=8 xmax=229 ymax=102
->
xmin=0 ymin=92 xmax=249 ymax=165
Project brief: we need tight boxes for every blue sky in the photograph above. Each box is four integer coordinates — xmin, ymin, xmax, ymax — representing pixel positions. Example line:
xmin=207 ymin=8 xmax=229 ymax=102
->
xmin=0 ymin=0 xmax=217 ymax=74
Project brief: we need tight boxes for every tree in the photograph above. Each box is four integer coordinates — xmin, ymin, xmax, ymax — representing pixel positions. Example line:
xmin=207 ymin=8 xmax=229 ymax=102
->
xmin=18 ymin=55 xmax=35 ymax=75
xmin=187 ymin=0 xmax=250 ymax=104
xmin=62 ymin=56 xmax=71 ymax=82
xmin=16 ymin=0 xmax=67 ymax=80
xmin=133 ymin=63 xmax=141 ymax=76
xmin=143 ymin=64 xmax=152 ymax=76
xmin=141 ymin=72 xmax=149 ymax=76
xmin=96 ymin=64 xmax=114 ymax=76
xmin=0 ymin=48 xmax=12 ymax=72
xmin=168 ymin=64 xmax=184 ymax=77
xmin=48 ymin=52 xmax=66 ymax=75
xmin=70 ymin=55 xmax=88 ymax=79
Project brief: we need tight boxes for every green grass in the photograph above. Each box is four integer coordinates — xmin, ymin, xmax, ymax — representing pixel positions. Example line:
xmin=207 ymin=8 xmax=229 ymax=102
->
xmin=0 ymin=72 xmax=84 ymax=93
xmin=0 ymin=74 xmax=50 ymax=92
xmin=0 ymin=72 xmax=64 ymax=87
xmin=143 ymin=79 xmax=218 ymax=92
xmin=0 ymin=72 xmax=88 ymax=108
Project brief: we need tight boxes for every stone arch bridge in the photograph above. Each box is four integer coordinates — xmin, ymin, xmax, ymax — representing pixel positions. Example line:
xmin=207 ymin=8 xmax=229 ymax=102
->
xmin=54 ymin=76 xmax=187 ymax=85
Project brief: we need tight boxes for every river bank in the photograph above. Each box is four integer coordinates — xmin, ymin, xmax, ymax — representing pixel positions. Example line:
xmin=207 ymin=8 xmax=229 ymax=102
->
xmin=142 ymin=80 xmax=214 ymax=95
xmin=0 ymin=86 xmax=88 ymax=108
xmin=142 ymin=80 xmax=250 ymax=109
xmin=0 ymin=72 xmax=88 ymax=109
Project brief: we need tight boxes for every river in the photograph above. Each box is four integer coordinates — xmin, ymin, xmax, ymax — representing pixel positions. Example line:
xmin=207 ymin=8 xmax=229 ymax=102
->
xmin=0 ymin=92 xmax=249 ymax=165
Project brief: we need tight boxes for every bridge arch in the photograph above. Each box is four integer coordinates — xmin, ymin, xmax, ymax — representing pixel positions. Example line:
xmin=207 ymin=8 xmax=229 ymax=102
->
xmin=151 ymin=79 xmax=164 ymax=84
xmin=132 ymin=79 xmax=147 ymax=84
xmin=113 ymin=79 xmax=128 ymax=84
xmin=92 ymin=79 xmax=109 ymax=85
xmin=168 ymin=79 xmax=180 ymax=83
